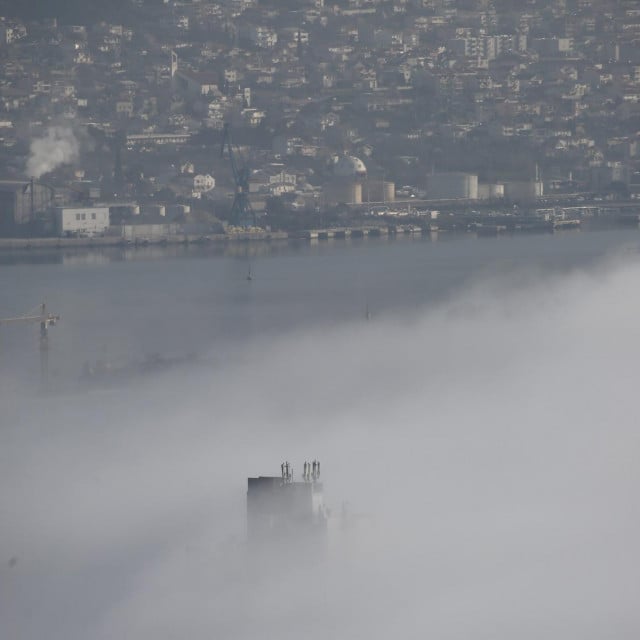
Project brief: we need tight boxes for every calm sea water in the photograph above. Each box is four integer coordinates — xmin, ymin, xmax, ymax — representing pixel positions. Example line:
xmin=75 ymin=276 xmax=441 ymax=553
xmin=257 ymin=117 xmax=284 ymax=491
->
xmin=1 ymin=229 xmax=638 ymax=392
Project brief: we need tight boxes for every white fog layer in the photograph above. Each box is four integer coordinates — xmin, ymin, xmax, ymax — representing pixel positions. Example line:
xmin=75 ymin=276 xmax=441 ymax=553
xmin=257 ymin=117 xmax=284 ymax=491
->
xmin=2 ymin=255 xmax=640 ymax=639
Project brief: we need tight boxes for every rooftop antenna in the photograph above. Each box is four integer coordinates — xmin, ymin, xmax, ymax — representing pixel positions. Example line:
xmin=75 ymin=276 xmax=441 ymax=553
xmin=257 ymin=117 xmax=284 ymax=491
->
xmin=281 ymin=461 xmax=292 ymax=483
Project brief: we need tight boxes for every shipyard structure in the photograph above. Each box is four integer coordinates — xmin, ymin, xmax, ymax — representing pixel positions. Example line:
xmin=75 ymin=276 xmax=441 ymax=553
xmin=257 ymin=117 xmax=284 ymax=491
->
xmin=247 ymin=460 xmax=327 ymax=548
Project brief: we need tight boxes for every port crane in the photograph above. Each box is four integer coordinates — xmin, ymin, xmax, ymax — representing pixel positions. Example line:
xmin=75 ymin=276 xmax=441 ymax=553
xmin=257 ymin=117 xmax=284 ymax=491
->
xmin=0 ymin=303 xmax=60 ymax=349
xmin=220 ymin=123 xmax=256 ymax=228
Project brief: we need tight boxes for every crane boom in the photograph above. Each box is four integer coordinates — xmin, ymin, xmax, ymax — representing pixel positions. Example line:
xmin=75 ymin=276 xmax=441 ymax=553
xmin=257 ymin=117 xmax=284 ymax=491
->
xmin=0 ymin=303 xmax=59 ymax=327
xmin=221 ymin=124 xmax=240 ymax=184
xmin=0 ymin=302 xmax=59 ymax=352
xmin=0 ymin=303 xmax=59 ymax=383
xmin=220 ymin=123 xmax=256 ymax=228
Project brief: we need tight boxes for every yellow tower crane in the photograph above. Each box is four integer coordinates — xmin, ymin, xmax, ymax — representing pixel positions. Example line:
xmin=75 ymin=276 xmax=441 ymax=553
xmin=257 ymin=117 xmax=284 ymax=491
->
xmin=0 ymin=303 xmax=60 ymax=349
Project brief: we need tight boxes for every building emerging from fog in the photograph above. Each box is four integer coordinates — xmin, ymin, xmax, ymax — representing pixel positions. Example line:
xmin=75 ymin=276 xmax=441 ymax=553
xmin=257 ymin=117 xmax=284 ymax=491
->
xmin=247 ymin=461 xmax=327 ymax=544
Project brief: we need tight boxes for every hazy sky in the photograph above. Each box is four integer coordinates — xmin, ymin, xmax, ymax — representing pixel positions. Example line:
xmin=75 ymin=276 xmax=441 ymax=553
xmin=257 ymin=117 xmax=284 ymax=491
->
xmin=2 ymin=251 xmax=640 ymax=639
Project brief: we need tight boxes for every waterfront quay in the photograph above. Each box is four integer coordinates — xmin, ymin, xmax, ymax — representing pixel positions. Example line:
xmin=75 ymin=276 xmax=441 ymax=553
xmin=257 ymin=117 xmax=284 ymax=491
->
xmin=1 ymin=199 xmax=639 ymax=251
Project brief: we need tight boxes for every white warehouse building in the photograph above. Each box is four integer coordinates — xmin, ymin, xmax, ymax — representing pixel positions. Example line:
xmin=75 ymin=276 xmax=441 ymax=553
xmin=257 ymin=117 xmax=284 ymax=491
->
xmin=56 ymin=206 xmax=110 ymax=237
xmin=426 ymin=172 xmax=478 ymax=200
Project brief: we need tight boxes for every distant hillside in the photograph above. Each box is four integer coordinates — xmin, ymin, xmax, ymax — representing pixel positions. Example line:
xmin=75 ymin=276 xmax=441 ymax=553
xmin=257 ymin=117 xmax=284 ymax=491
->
xmin=0 ymin=0 xmax=132 ymax=23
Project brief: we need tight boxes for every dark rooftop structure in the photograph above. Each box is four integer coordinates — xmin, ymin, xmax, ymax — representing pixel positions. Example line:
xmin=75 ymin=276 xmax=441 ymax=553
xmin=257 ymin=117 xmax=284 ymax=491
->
xmin=0 ymin=180 xmax=54 ymax=237
xmin=247 ymin=460 xmax=327 ymax=544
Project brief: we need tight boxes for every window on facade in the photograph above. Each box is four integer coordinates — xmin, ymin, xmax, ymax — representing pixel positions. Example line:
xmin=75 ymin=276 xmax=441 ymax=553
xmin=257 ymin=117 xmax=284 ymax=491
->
xmin=91 ymin=213 xmax=96 ymax=220
xmin=76 ymin=214 xmax=81 ymax=220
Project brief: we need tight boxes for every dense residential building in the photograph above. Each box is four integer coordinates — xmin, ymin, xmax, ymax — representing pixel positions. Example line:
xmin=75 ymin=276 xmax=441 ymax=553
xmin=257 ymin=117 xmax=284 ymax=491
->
xmin=0 ymin=0 xmax=638 ymax=236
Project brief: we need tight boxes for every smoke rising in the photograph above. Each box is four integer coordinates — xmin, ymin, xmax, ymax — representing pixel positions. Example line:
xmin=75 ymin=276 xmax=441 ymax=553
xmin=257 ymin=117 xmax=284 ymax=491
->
xmin=26 ymin=125 xmax=80 ymax=178
xmin=1 ymin=252 xmax=640 ymax=639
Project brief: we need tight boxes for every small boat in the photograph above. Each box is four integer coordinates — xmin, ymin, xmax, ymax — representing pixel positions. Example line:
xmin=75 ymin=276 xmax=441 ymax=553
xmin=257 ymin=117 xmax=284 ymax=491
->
xmin=246 ymin=264 xmax=253 ymax=281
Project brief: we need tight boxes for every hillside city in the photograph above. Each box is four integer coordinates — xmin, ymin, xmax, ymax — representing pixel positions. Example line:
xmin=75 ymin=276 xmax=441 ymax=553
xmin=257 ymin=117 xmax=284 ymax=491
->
xmin=0 ymin=0 xmax=639 ymax=242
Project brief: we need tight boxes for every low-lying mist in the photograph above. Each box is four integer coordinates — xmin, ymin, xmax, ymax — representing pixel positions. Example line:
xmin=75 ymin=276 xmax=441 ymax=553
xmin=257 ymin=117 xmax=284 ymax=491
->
xmin=2 ymin=255 xmax=640 ymax=639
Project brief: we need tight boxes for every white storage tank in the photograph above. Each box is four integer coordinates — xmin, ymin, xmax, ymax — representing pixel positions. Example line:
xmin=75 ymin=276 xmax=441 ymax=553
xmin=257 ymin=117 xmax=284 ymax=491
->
xmin=166 ymin=204 xmax=191 ymax=219
xmin=479 ymin=183 xmax=505 ymax=199
xmin=109 ymin=204 xmax=139 ymax=219
xmin=490 ymin=183 xmax=504 ymax=198
xmin=141 ymin=204 xmax=166 ymax=217
xmin=325 ymin=180 xmax=362 ymax=205
xmin=426 ymin=172 xmax=478 ymax=200
xmin=343 ymin=181 xmax=362 ymax=205
xmin=365 ymin=180 xmax=395 ymax=203
xmin=503 ymin=181 xmax=543 ymax=201
xmin=381 ymin=180 xmax=395 ymax=203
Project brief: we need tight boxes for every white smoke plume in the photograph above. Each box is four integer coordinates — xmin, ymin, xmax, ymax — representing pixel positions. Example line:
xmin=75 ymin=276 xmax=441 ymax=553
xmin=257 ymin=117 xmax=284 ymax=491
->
xmin=26 ymin=125 xmax=80 ymax=179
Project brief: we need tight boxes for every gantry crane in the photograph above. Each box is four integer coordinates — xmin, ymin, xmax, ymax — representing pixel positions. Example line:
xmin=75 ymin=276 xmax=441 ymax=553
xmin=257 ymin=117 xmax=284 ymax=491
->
xmin=220 ymin=123 xmax=256 ymax=228
xmin=0 ymin=303 xmax=60 ymax=350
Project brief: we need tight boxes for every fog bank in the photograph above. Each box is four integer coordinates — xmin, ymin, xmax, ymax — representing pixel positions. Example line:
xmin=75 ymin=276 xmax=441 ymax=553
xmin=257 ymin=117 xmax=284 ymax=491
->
xmin=2 ymin=255 xmax=640 ymax=639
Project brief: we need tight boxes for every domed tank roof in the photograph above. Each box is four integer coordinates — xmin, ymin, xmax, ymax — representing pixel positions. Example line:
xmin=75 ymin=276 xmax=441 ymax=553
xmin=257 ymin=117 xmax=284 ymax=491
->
xmin=333 ymin=155 xmax=367 ymax=178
